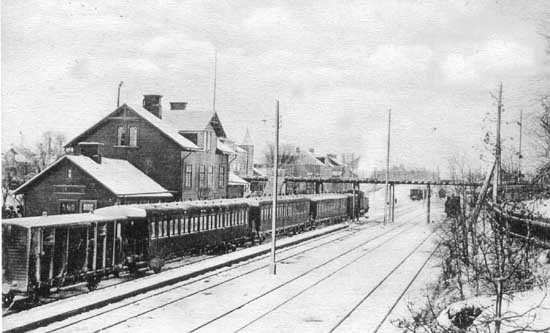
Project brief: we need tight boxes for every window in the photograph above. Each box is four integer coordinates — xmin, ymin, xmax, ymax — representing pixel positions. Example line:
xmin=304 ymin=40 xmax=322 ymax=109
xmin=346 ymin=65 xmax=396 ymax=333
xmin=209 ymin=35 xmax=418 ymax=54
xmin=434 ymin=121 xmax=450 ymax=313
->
xmin=199 ymin=165 xmax=206 ymax=188
xmin=129 ymin=127 xmax=138 ymax=146
xmin=117 ymin=126 xmax=126 ymax=146
xmin=219 ymin=166 xmax=225 ymax=187
xmin=67 ymin=168 xmax=72 ymax=179
xmin=59 ymin=200 xmax=77 ymax=214
xmin=150 ymin=221 xmax=156 ymax=238
xmin=80 ymin=200 xmax=97 ymax=213
xmin=208 ymin=166 xmax=214 ymax=188
xmin=184 ymin=164 xmax=193 ymax=188
xmin=117 ymin=126 xmax=137 ymax=146
xmin=203 ymin=131 xmax=212 ymax=152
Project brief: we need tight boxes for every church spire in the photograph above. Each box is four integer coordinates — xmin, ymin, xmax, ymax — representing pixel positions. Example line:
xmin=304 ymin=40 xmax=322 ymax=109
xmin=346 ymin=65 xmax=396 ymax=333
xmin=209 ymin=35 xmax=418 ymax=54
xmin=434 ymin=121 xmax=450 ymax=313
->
xmin=242 ymin=127 xmax=253 ymax=146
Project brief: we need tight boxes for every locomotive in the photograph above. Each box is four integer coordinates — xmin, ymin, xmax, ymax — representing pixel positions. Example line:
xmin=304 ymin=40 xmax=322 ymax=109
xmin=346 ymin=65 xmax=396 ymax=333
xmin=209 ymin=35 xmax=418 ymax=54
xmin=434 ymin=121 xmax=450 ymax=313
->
xmin=2 ymin=192 xmax=368 ymax=307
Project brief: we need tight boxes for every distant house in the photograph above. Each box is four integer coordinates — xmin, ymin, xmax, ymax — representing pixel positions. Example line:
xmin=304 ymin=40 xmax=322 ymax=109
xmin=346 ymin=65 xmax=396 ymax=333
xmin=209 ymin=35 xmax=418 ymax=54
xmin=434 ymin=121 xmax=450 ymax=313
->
xmin=14 ymin=142 xmax=172 ymax=216
xmin=2 ymin=146 xmax=39 ymax=190
xmin=64 ymin=95 xmax=233 ymax=201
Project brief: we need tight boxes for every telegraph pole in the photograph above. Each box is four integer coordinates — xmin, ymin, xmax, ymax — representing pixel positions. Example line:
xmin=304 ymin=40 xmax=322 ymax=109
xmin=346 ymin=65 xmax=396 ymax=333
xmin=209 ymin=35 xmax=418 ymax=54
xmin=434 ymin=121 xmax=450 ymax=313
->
xmin=270 ymin=100 xmax=280 ymax=275
xmin=518 ymin=109 xmax=523 ymax=182
xmin=212 ymin=49 xmax=218 ymax=112
xmin=384 ymin=109 xmax=392 ymax=225
xmin=493 ymin=83 xmax=503 ymax=203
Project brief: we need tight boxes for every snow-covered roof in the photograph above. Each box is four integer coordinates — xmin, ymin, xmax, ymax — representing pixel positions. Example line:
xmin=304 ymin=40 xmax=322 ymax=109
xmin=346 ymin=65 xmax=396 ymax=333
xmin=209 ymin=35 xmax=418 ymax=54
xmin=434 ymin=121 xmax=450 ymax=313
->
xmin=163 ymin=110 xmax=226 ymax=138
xmin=65 ymin=104 xmax=199 ymax=151
xmin=229 ymin=172 xmax=249 ymax=185
xmin=216 ymin=139 xmax=236 ymax=155
xmin=15 ymin=155 xmax=173 ymax=198
xmin=253 ymin=168 xmax=265 ymax=177
xmin=3 ymin=213 xmax=127 ymax=229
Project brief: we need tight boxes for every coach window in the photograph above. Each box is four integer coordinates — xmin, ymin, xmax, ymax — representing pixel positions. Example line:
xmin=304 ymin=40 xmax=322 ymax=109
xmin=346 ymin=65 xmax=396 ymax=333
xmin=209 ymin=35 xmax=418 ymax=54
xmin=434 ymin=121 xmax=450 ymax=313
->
xmin=150 ymin=221 xmax=156 ymax=238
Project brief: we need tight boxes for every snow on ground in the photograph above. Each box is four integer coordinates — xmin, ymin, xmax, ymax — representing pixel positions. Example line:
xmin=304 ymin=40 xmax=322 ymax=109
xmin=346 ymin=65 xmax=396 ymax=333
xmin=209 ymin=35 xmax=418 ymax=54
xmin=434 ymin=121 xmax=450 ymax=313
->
xmin=437 ymin=289 xmax=550 ymax=332
xmin=521 ymin=198 xmax=550 ymax=218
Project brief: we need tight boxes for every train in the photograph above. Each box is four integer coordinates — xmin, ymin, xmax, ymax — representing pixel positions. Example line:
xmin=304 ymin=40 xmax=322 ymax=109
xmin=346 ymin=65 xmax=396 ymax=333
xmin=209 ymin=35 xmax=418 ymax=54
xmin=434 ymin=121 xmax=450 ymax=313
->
xmin=409 ymin=188 xmax=425 ymax=201
xmin=2 ymin=192 xmax=368 ymax=307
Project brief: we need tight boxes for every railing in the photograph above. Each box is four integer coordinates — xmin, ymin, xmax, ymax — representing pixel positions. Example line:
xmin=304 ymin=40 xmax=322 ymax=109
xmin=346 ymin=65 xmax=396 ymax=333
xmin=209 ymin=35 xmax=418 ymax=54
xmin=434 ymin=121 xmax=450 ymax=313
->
xmin=489 ymin=203 xmax=550 ymax=247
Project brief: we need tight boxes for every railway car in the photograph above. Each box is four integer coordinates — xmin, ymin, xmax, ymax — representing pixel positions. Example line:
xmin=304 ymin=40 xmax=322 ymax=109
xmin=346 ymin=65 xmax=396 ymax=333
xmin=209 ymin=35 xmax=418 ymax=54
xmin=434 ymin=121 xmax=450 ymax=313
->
xmin=94 ymin=199 xmax=252 ymax=274
xmin=345 ymin=190 xmax=368 ymax=219
xmin=2 ymin=213 xmax=127 ymax=306
xmin=308 ymin=194 xmax=348 ymax=224
xmin=410 ymin=188 xmax=424 ymax=201
xmin=247 ymin=196 xmax=311 ymax=236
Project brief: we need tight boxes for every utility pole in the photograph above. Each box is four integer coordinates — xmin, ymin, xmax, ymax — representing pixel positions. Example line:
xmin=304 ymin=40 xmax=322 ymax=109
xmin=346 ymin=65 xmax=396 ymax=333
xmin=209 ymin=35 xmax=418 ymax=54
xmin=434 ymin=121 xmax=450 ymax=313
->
xmin=270 ymin=100 xmax=280 ymax=275
xmin=384 ymin=109 xmax=392 ymax=225
xmin=212 ymin=49 xmax=218 ymax=112
xmin=518 ymin=109 xmax=523 ymax=182
xmin=493 ymin=83 xmax=502 ymax=203
xmin=117 ymin=81 xmax=123 ymax=108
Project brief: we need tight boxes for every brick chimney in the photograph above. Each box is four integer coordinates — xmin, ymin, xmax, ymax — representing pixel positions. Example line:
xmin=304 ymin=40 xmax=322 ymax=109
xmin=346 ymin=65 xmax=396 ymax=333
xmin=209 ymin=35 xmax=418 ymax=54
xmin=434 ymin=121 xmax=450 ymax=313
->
xmin=143 ymin=94 xmax=162 ymax=118
xmin=170 ymin=102 xmax=187 ymax=111
xmin=78 ymin=142 xmax=104 ymax=164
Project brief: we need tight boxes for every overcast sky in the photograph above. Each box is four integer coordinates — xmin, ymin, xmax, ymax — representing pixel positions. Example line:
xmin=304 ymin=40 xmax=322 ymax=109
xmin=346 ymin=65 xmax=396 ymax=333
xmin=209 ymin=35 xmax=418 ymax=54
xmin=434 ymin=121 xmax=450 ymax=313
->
xmin=2 ymin=0 xmax=549 ymax=175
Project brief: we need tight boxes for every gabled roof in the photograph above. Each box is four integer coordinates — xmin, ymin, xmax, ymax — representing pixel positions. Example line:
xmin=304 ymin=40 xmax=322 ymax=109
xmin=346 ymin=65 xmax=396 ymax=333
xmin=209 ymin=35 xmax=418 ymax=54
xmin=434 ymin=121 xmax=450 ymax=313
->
xmin=15 ymin=155 xmax=173 ymax=198
xmin=163 ymin=110 xmax=227 ymax=138
xmin=6 ymin=146 xmax=36 ymax=163
xmin=216 ymin=139 xmax=236 ymax=155
xmin=65 ymin=104 xmax=199 ymax=151
xmin=228 ymin=172 xmax=249 ymax=185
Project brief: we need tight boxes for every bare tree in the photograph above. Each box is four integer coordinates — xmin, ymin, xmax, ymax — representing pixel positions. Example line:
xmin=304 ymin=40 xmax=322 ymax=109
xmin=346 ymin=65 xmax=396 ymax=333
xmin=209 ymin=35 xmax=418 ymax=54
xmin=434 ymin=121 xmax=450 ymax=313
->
xmin=263 ymin=143 xmax=299 ymax=170
xmin=36 ymin=131 xmax=67 ymax=171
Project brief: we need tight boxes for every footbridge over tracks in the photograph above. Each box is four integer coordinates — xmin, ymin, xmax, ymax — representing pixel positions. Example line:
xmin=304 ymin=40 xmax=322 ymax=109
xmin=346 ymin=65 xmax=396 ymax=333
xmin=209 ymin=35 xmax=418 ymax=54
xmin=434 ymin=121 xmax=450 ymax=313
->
xmin=242 ymin=176 xmax=485 ymax=187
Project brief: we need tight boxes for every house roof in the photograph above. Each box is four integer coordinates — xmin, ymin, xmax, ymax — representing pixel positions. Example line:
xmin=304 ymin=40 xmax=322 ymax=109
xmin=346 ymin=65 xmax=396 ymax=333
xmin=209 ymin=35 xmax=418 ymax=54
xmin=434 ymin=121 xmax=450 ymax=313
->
xmin=7 ymin=146 xmax=36 ymax=163
xmin=65 ymin=104 xmax=199 ymax=151
xmin=163 ymin=110 xmax=227 ymax=138
xmin=216 ymin=139 xmax=236 ymax=155
xmin=14 ymin=155 xmax=173 ymax=198
xmin=228 ymin=172 xmax=249 ymax=185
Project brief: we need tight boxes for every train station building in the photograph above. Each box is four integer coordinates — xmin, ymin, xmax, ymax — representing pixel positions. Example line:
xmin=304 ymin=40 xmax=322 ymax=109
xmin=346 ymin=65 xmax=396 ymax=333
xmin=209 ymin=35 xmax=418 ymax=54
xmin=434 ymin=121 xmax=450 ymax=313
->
xmin=14 ymin=143 xmax=173 ymax=216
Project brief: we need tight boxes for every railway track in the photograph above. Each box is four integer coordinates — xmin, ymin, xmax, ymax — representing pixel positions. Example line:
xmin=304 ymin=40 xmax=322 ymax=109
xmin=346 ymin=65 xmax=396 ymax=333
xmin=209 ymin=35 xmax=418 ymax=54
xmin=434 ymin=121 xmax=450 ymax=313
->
xmin=37 ymin=208 xmax=425 ymax=332
xmin=231 ymin=222 xmax=435 ymax=333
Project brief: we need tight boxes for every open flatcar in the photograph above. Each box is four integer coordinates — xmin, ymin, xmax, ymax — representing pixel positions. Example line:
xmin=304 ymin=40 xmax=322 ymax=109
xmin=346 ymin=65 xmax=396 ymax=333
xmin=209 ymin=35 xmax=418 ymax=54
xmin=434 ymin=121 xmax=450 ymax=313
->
xmin=2 ymin=213 xmax=127 ymax=306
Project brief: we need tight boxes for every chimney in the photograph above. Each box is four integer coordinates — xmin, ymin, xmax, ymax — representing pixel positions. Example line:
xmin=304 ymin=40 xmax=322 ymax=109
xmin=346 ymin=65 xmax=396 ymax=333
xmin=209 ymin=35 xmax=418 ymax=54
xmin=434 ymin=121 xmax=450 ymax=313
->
xmin=143 ymin=94 xmax=163 ymax=118
xmin=170 ymin=102 xmax=187 ymax=111
xmin=78 ymin=142 xmax=104 ymax=164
